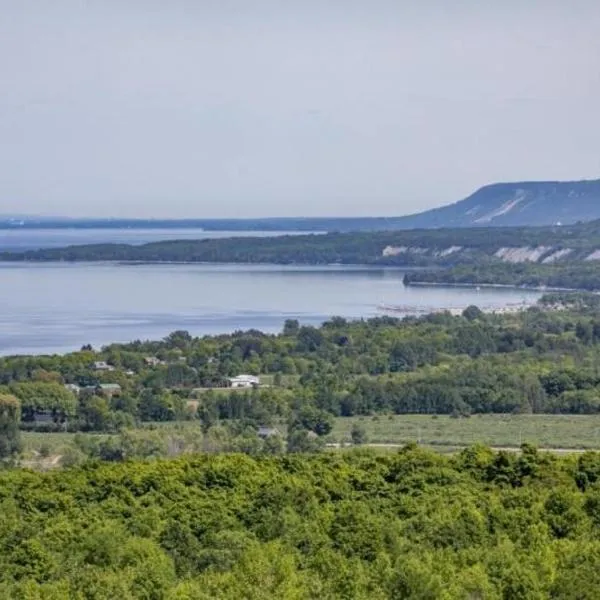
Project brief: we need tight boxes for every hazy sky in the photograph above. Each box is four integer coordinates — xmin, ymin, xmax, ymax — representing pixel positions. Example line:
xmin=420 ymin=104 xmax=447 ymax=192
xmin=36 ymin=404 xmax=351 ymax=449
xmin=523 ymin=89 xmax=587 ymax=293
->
xmin=1 ymin=1 xmax=599 ymax=218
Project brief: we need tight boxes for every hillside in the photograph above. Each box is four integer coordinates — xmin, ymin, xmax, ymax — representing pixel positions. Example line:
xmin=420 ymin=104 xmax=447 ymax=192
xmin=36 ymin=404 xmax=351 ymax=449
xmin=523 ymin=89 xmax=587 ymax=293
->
xmin=4 ymin=218 xmax=600 ymax=266
xmin=399 ymin=179 xmax=600 ymax=228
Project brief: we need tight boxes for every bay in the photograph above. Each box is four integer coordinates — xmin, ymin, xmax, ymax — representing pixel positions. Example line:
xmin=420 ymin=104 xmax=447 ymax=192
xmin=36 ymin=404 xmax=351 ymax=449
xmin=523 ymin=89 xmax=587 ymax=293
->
xmin=0 ymin=228 xmax=314 ymax=251
xmin=0 ymin=262 xmax=540 ymax=356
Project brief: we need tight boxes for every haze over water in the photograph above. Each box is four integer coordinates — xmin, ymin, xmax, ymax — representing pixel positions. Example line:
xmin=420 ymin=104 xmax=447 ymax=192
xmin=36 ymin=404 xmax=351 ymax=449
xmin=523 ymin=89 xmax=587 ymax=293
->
xmin=0 ymin=262 xmax=540 ymax=356
xmin=0 ymin=228 xmax=309 ymax=251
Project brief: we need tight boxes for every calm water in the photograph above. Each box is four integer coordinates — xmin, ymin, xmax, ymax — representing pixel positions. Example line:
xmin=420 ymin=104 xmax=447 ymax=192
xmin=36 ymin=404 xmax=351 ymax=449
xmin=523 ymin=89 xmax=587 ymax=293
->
xmin=0 ymin=263 xmax=541 ymax=356
xmin=0 ymin=228 xmax=315 ymax=251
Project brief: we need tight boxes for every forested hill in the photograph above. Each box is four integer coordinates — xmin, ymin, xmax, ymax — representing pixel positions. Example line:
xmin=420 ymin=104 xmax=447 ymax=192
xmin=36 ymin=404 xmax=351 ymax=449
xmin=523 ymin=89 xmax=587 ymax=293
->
xmin=4 ymin=218 xmax=600 ymax=267
xmin=398 ymin=178 xmax=600 ymax=228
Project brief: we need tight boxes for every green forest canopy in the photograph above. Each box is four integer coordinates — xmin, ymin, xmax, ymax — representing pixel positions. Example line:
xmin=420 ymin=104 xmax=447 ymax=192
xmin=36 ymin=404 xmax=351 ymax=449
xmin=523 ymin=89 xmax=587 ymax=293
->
xmin=2 ymin=446 xmax=600 ymax=598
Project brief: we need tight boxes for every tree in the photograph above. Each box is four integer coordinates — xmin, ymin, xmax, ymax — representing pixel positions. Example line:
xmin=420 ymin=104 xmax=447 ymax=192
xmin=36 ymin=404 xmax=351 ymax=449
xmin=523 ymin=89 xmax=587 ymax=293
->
xmin=297 ymin=326 xmax=324 ymax=352
xmin=289 ymin=406 xmax=333 ymax=436
xmin=283 ymin=319 xmax=300 ymax=336
xmin=79 ymin=395 xmax=112 ymax=431
xmin=164 ymin=330 xmax=193 ymax=350
xmin=262 ymin=434 xmax=285 ymax=455
xmin=576 ymin=321 xmax=594 ymax=345
xmin=350 ymin=423 xmax=368 ymax=445
xmin=390 ymin=341 xmax=418 ymax=372
xmin=462 ymin=305 xmax=484 ymax=321
xmin=0 ymin=394 xmax=22 ymax=459
xmin=199 ymin=395 xmax=219 ymax=434
xmin=138 ymin=389 xmax=177 ymax=422
xmin=10 ymin=382 xmax=77 ymax=423
xmin=286 ymin=429 xmax=323 ymax=453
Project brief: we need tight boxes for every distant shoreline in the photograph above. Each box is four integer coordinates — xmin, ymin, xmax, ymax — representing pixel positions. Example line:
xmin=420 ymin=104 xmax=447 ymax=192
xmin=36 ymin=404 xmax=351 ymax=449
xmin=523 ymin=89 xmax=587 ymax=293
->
xmin=404 ymin=280 xmax=579 ymax=293
xmin=0 ymin=259 xmax=424 ymax=271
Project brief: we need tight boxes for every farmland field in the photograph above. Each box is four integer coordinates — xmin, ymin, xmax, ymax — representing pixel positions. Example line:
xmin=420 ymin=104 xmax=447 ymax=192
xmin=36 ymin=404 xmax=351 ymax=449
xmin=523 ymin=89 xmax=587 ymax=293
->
xmin=19 ymin=414 xmax=600 ymax=468
xmin=331 ymin=414 xmax=600 ymax=450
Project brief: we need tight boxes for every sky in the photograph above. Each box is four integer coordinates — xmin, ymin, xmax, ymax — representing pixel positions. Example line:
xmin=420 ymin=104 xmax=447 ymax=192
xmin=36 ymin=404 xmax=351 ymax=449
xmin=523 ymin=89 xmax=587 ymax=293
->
xmin=1 ymin=1 xmax=599 ymax=219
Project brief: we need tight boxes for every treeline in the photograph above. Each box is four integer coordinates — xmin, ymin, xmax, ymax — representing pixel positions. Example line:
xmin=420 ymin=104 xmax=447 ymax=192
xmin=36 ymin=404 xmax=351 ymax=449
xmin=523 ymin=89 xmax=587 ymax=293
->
xmin=3 ymin=447 xmax=600 ymax=597
xmin=339 ymin=358 xmax=600 ymax=416
xmin=3 ymin=219 xmax=600 ymax=266
xmin=0 ymin=233 xmax=399 ymax=265
xmin=404 ymin=262 xmax=600 ymax=291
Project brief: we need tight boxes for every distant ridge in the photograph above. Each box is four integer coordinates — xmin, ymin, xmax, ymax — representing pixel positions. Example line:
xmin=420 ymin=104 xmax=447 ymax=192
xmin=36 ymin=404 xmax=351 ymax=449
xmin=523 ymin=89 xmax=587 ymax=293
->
xmin=2 ymin=178 xmax=599 ymax=231
xmin=397 ymin=179 xmax=600 ymax=228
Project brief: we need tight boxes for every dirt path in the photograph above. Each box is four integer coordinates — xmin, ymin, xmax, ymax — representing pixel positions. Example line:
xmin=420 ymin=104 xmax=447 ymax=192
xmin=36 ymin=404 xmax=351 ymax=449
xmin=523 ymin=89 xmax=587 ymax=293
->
xmin=19 ymin=453 xmax=63 ymax=470
xmin=327 ymin=443 xmax=592 ymax=454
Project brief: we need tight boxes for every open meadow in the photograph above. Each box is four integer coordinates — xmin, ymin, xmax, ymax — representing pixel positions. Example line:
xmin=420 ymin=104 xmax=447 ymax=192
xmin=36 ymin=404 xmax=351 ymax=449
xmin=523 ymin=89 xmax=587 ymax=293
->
xmin=19 ymin=414 xmax=600 ymax=469
xmin=331 ymin=413 xmax=600 ymax=450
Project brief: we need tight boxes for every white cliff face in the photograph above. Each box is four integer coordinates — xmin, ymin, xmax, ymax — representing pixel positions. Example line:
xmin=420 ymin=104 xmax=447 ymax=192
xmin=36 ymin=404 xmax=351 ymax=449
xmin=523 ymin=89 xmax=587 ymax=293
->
xmin=381 ymin=246 xmax=429 ymax=257
xmin=436 ymin=246 xmax=463 ymax=257
xmin=382 ymin=246 xmax=408 ymax=257
xmin=542 ymin=249 xmax=573 ymax=264
xmin=473 ymin=191 xmax=530 ymax=224
xmin=382 ymin=241 xmax=599 ymax=264
xmin=494 ymin=246 xmax=552 ymax=263
xmin=585 ymin=250 xmax=600 ymax=261
xmin=381 ymin=244 xmax=596 ymax=263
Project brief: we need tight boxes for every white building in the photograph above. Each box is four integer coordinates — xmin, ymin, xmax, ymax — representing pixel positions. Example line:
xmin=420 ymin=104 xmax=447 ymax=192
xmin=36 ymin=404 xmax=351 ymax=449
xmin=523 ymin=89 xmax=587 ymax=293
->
xmin=93 ymin=361 xmax=115 ymax=372
xmin=229 ymin=374 xmax=260 ymax=388
xmin=144 ymin=357 xmax=164 ymax=367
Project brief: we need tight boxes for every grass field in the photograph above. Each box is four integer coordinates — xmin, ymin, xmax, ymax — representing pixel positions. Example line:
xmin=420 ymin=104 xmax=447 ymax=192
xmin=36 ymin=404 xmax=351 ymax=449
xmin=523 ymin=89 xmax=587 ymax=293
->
xmin=331 ymin=414 xmax=600 ymax=450
xmin=19 ymin=414 xmax=600 ymax=466
xmin=20 ymin=431 xmax=113 ymax=456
